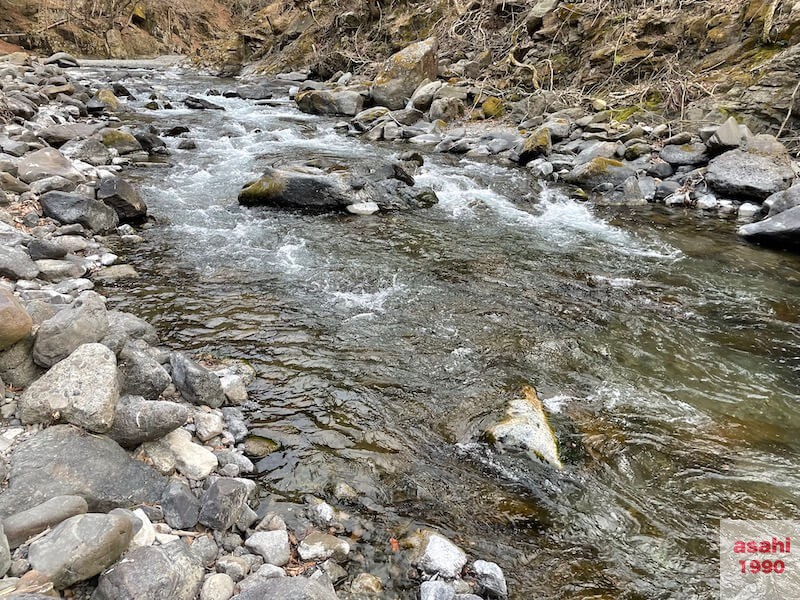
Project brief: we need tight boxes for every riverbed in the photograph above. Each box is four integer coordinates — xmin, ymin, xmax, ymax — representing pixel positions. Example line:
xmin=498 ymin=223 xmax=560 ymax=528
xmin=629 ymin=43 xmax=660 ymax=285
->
xmin=80 ymin=63 xmax=800 ymax=600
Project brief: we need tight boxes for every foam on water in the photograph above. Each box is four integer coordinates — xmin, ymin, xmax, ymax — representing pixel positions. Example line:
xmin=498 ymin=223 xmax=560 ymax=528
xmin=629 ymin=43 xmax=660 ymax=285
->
xmin=328 ymin=273 xmax=408 ymax=313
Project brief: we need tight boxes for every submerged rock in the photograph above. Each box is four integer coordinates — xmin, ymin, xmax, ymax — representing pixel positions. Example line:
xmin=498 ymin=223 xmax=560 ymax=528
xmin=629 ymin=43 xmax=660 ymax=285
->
xmin=483 ymin=386 xmax=563 ymax=469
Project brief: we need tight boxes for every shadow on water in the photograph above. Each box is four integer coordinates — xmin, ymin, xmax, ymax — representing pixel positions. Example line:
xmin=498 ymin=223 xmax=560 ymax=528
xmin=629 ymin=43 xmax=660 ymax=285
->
xmin=83 ymin=64 xmax=800 ymax=599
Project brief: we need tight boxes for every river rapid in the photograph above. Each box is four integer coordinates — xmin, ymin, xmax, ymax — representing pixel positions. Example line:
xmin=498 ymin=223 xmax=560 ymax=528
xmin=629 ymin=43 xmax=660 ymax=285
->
xmin=79 ymin=63 xmax=800 ymax=600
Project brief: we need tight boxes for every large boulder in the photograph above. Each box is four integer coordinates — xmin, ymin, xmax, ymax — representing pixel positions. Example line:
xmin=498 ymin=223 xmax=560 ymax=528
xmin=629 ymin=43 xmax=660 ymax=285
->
xmin=33 ymin=291 xmax=109 ymax=367
xmin=118 ymin=341 xmax=171 ymax=400
xmin=0 ymin=425 xmax=167 ymax=518
xmin=17 ymin=148 xmax=84 ymax=184
xmin=296 ymin=89 xmax=364 ymax=117
xmin=763 ymin=183 xmax=800 ymax=217
xmin=563 ymin=157 xmax=636 ymax=191
xmin=60 ymin=137 xmax=112 ymax=166
xmin=28 ymin=513 xmax=132 ymax=589
xmin=39 ymin=191 xmax=119 ymax=233
xmin=738 ymin=205 xmax=800 ymax=249
xmin=198 ymin=477 xmax=250 ymax=531
xmin=0 ymin=289 xmax=32 ymax=350
xmin=483 ymin=386 xmax=562 ymax=469
xmin=92 ymin=540 xmax=204 ymax=600
xmin=21 ymin=343 xmax=119 ymax=432
xmin=101 ymin=129 xmax=143 ymax=155
xmin=371 ymin=37 xmax=438 ymax=110
xmin=706 ymin=138 xmax=795 ymax=200
xmin=38 ymin=123 xmax=105 ymax=147
xmin=96 ymin=176 xmax=147 ymax=222
xmin=107 ymin=395 xmax=189 ymax=449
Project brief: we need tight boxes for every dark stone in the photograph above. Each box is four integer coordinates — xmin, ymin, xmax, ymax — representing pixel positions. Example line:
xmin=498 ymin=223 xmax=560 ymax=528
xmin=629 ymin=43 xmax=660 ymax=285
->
xmin=0 ymin=425 xmax=167 ymax=519
xmin=134 ymin=132 xmax=167 ymax=155
xmin=738 ymin=205 xmax=800 ymax=249
xmin=164 ymin=126 xmax=190 ymax=137
xmin=161 ymin=480 xmax=201 ymax=530
xmin=170 ymin=351 xmax=226 ymax=408
xmin=96 ymin=177 xmax=147 ymax=222
xmin=118 ymin=341 xmax=171 ymax=399
xmin=27 ymin=239 xmax=68 ymax=260
xmin=39 ymin=191 xmax=118 ymax=233
xmin=184 ymin=96 xmax=225 ymax=110
xmin=198 ymin=478 xmax=249 ymax=531
xmin=107 ymin=395 xmax=189 ymax=449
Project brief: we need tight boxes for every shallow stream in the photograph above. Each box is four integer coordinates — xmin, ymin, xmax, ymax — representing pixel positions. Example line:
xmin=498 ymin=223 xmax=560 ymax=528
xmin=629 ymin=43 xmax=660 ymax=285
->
xmin=80 ymin=64 xmax=800 ymax=600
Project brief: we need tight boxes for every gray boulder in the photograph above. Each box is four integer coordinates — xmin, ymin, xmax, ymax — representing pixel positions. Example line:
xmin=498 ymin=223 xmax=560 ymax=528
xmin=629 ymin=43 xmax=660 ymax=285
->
xmin=39 ymin=191 xmax=119 ymax=233
xmin=170 ymin=351 xmax=226 ymax=408
xmin=38 ymin=123 xmax=105 ymax=147
xmin=60 ymin=137 xmax=112 ymax=166
xmin=564 ymin=157 xmax=636 ymax=190
xmin=21 ymin=342 xmax=119 ymax=432
xmin=93 ymin=540 xmax=204 ymax=600
xmin=738 ymin=205 xmax=800 ymax=249
xmin=118 ymin=341 xmax=171 ymax=399
xmin=97 ymin=176 xmax=147 ymax=222
xmin=232 ymin=576 xmax=338 ymax=600
xmin=33 ymin=290 xmax=109 ymax=367
xmin=371 ymin=37 xmax=438 ymax=110
xmin=102 ymin=309 xmax=159 ymax=354
xmin=28 ymin=513 xmax=132 ymax=589
xmin=659 ymin=143 xmax=708 ymax=166
xmin=706 ymin=149 xmax=794 ymax=200
xmin=3 ymin=495 xmax=88 ymax=549
xmin=244 ymin=530 xmax=291 ymax=566
xmin=0 ymin=424 xmax=167 ymax=518
xmin=107 ymin=395 xmax=189 ymax=448
xmin=763 ymin=184 xmax=800 ymax=217
xmin=17 ymin=148 xmax=84 ymax=184
xmin=44 ymin=52 xmax=80 ymax=68
xmin=297 ymin=531 xmax=350 ymax=562
xmin=198 ymin=477 xmax=250 ymax=531
xmin=238 ymin=165 xmax=354 ymax=210
xmin=0 ymin=246 xmax=38 ymax=280
xmin=296 ymin=89 xmax=364 ymax=117
xmin=27 ymin=238 xmax=67 ymax=260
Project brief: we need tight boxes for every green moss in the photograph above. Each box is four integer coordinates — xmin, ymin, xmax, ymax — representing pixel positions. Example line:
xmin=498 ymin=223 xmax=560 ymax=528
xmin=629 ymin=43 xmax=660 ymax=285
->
xmin=610 ymin=106 xmax=640 ymax=122
xmin=101 ymin=129 xmax=137 ymax=149
xmin=243 ymin=435 xmax=280 ymax=457
xmin=481 ymin=96 xmax=506 ymax=119
xmin=238 ymin=175 xmax=287 ymax=205
xmin=584 ymin=157 xmax=624 ymax=176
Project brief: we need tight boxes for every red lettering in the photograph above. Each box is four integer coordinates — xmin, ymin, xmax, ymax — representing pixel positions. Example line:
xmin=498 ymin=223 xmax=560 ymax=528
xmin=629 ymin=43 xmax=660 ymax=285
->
xmin=750 ymin=560 xmax=761 ymax=574
xmin=775 ymin=560 xmax=786 ymax=574
xmin=747 ymin=541 xmax=759 ymax=553
xmin=734 ymin=541 xmax=746 ymax=553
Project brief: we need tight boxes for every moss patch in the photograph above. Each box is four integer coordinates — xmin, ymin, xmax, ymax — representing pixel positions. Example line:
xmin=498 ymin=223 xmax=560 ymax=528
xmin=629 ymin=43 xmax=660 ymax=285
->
xmin=237 ymin=174 xmax=287 ymax=205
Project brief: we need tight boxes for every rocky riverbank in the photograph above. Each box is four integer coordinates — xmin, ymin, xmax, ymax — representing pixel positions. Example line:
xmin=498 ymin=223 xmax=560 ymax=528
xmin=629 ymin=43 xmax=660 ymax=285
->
xmin=0 ymin=51 xmax=522 ymax=600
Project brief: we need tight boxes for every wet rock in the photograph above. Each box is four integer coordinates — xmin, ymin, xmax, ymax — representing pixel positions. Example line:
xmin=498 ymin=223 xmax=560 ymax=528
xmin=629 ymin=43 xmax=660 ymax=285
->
xmin=135 ymin=132 xmax=167 ymax=154
xmin=0 ymin=246 xmax=38 ymax=280
xmin=201 ymin=572 xmax=235 ymax=600
xmin=185 ymin=96 xmax=225 ymax=110
xmin=0 ymin=424 xmax=166 ymax=518
xmin=347 ymin=201 xmax=379 ymax=215
xmin=372 ymin=37 xmax=438 ymax=110
xmin=296 ymin=90 xmax=364 ymax=117
xmin=107 ymin=395 xmax=188 ymax=448
xmin=409 ymin=530 xmax=467 ymax=579
xmin=738 ymin=205 xmax=800 ymax=249
xmin=28 ymin=513 xmax=132 ymax=589
xmin=171 ymin=351 xmax=226 ymax=408
xmin=0 ymin=289 xmax=32 ymax=351
xmin=298 ymin=531 xmax=350 ymax=562
xmin=118 ymin=341 xmax=171 ymax=399
xmin=244 ymin=530 xmax=290 ymax=566
xmin=17 ymin=148 xmax=84 ymax=184
xmin=564 ymin=157 xmax=636 ymax=191
xmin=473 ymin=560 xmax=507 ymax=597
xmin=33 ymin=291 xmax=109 ymax=367
xmin=232 ymin=576 xmax=337 ymax=600
xmin=420 ymin=581 xmax=455 ymax=600
xmin=96 ymin=176 xmax=147 ymax=222
xmin=238 ymin=165 xmax=353 ymax=210
xmin=161 ymin=479 xmax=201 ymax=529
xmin=484 ymin=386 xmax=562 ymax=468
xmin=198 ymin=477 xmax=250 ymax=531
xmin=764 ymin=184 xmax=800 ymax=217
xmin=350 ymin=573 xmax=382 ymax=594
xmin=140 ymin=428 xmax=218 ymax=479
xmin=21 ymin=342 xmax=119 ymax=432
xmin=101 ymin=129 xmax=142 ymax=155
xmin=93 ymin=540 xmax=204 ymax=600
xmin=39 ymin=190 xmax=119 ymax=233
xmin=237 ymin=85 xmax=273 ymax=100
xmin=706 ymin=146 xmax=795 ymax=201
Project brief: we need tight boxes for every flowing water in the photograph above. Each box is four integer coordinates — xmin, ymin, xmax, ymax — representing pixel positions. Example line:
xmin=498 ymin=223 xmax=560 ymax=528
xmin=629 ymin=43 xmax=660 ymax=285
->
xmin=78 ymin=64 xmax=800 ymax=599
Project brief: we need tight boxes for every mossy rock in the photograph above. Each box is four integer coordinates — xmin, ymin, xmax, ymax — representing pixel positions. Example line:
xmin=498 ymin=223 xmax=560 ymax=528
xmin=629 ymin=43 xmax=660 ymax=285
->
xmin=610 ymin=106 xmax=640 ymax=123
xmin=96 ymin=88 xmax=120 ymax=111
xmin=238 ymin=174 xmax=288 ymax=205
xmin=481 ymin=96 xmax=506 ymax=119
xmin=518 ymin=126 xmax=552 ymax=165
xmin=101 ymin=129 xmax=141 ymax=154
xmin=244 ymin=435 xmax=281 ymax=458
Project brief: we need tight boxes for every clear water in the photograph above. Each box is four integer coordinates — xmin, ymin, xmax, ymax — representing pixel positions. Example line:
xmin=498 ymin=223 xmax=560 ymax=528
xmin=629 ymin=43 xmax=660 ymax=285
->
xmin=82 ymin=65 xmax=800 ymax=599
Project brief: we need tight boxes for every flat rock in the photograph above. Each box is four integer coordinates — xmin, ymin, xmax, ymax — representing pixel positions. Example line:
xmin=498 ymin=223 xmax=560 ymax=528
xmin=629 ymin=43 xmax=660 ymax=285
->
xmin=35 ymin=257 xmax=87 ymax=282
xmin=39 ymin=191 xmax=119 ymax=233
xmin=0 ymin=289 xmax=32 ymax=351
xmin=232 ymin=576 xmax=338 ymax=600
xmin=93 ymin=540 xmax=204 ymax=600
xmin=107 ymin=395 xmax=188 ymax=448
xmin=185 ymin=96 xmax=225 ymax=110
xmin=738 ymin=205 xmax=800 ymax=249
xmin=3 ymin=495 xmax=88 ymax=549
xmin=33 ymin=290 xmax=109 ymax=367
xmin=27 ymin=239 xmax=67 ymax=260
xmin=659 ymin=143 xmax=708 ymax=166
xmin=17 ymin=148 xmax=84 ymax=184
xmin=28 ymin=513 xmax=132 ymax=589
xmin=706 ymin=149 xmax=794 ymax=200
xmin=38 ymin=123 xmax=104 ymax=147
xmin=297 ymin=531 xmax=350 ymax=562
xmin=0 ymin=424 xmax=167 ymax=518
xmin=296 ymin=90 xmax=364 ymax=117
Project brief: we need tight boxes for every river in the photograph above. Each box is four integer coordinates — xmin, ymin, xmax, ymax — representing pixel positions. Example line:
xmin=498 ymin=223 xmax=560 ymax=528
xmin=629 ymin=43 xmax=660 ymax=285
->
xmin=77 ymin=63 xmax=800 ymax=600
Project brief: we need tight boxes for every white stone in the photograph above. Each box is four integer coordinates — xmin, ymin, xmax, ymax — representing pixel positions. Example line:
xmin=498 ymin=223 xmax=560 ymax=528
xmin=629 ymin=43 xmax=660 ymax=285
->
xmin=130 ymin=508 xmax=155 ymax=548
xmin=219 ymin=374 xmax=248 ymax=403
xmin=141 ymin=428 xmax=218 ymax=480
xmin=154 ymin=532 xmax=179 ymax=545
xmin=473 ymin=560 xmax=508 ymax=597
xmin=200 ymin=572 xmax=235 ymax=600
xmin=346 ymin=201 xmax=380 ymax=216
xmin=695 ymin=194 xmax=719 ymax=210
xmin=244 ymin=530 xmax=290 ymax=566
xmin=411 ymin=531 xmax=467 ymax=579
xmin=99 ymin=253 xmax=117 ymax=266
xmin=195 ymin=411 xmax=225 ymax=442
xmin=737 ymin=202 xmax=761 ymax=219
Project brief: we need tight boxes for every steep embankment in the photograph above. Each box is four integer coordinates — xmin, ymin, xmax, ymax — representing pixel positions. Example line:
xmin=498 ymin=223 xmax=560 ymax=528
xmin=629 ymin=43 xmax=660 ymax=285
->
xmin=207 ymin=0 xmax=800 ymax=142
xmin=0 ymin=0 xmax=235 ymax=60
